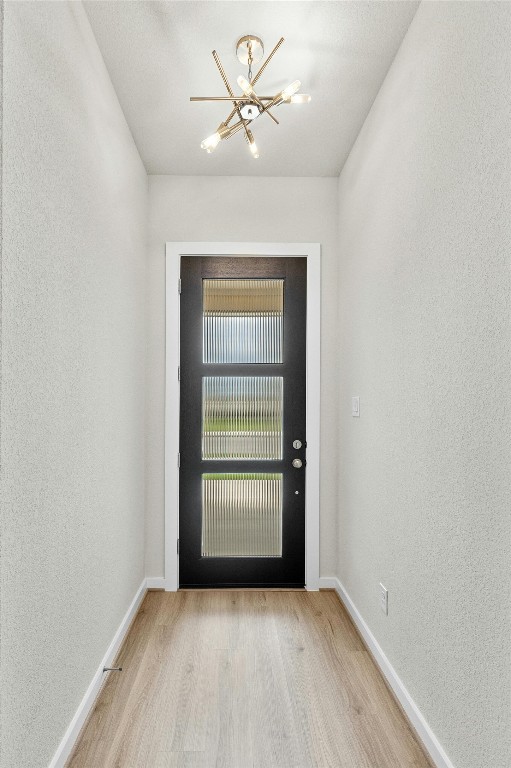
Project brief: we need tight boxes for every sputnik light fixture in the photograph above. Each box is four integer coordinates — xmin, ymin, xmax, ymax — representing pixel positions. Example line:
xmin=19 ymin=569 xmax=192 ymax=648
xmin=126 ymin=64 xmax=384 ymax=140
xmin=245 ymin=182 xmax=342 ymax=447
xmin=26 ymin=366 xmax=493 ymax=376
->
xmin=190 ymin=35 xmax=311 ymax=159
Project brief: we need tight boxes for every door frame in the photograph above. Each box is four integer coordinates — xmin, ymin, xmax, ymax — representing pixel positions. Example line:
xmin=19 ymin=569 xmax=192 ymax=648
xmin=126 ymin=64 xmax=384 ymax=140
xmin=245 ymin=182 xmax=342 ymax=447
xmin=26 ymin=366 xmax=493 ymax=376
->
xmin=165 ymin=242 xmax=321 ymax=591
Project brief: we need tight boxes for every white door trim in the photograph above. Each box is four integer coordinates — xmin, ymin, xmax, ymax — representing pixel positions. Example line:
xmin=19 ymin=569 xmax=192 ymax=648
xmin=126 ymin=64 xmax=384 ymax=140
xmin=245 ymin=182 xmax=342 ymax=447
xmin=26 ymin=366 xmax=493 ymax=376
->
xmin=165 ymin=242 xmax=321 ymax=591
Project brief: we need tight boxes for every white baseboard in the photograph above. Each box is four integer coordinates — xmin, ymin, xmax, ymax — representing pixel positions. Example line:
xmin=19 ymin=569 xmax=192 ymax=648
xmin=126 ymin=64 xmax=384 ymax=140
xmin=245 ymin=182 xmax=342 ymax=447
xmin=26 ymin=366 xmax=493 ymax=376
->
xmin=318 ymin=576 xmax=339 ymax=590
xmin=146 ymin=576 xmax=166 ymax=590
xmin=318 ymin=577 xmax=455 ymax=768
xmin=49 ymin=579 xmax=147 ymax=768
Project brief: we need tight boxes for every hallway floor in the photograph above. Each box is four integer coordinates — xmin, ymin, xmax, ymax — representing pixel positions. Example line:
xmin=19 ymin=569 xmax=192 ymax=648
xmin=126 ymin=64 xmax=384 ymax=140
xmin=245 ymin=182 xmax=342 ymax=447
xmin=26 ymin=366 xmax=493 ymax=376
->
xmin=68 ymin=590 xmax=432 ymax=767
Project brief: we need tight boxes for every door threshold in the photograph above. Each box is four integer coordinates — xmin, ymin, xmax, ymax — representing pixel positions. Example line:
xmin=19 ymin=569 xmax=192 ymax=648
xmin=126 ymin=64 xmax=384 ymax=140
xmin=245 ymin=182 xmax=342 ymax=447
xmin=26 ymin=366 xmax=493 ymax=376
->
xmin=178 ymin=586 xmax=306 ymax=591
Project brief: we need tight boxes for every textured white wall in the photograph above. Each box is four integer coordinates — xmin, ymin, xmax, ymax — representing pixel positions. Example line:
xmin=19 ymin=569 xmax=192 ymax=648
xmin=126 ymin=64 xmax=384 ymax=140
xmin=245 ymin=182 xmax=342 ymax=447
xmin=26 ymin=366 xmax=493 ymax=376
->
xmin=147 ymin=175 xmax=338 ymax=579
xmin=1 ymin=3 xmax=147 ymax=767
xmin=336 ymin=3 xmax=511 ymax=768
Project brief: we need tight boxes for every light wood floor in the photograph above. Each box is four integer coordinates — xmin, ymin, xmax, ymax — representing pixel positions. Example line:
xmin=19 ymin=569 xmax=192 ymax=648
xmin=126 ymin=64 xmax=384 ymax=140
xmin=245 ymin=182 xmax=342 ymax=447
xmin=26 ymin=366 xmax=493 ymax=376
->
xmin=68 ymin=590 xmax=433 ymax=768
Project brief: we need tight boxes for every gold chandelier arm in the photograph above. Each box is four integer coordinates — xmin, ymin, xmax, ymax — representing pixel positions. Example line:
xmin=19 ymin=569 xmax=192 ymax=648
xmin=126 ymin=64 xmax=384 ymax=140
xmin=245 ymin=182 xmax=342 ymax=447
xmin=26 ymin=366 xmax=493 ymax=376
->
xmin=261 ymin=104 xmax=279 ymax=124
xmin=251 ymin=37 xmax=285 ymax=87
xmin=223 ymin=119 xmax=246 ymax=139
xmin=212 ymin=50 xmax=237 ymax=99
xmin=257 ymin=93 xmax=283 ymax=120
xmin=211 ymin=50 xmax=254 ymax=145
xmin=190 ymin=96 xmax=274 ymax=101
xmin=224 ymin=105 xmax=239 ymax=127
xmin=239 ymin=117 xmax=252 ymax=144
xmin=245 ymin=36 xmax=285 ymax=126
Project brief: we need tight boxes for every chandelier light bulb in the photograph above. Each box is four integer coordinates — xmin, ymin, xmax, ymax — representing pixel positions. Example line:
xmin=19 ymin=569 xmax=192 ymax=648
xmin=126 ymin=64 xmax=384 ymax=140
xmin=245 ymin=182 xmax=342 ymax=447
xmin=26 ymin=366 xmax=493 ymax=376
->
xmin=237 ymin=75 xmax=253 ymax=96
xmin=286 ymin=93 xmax=311 ymax=104
xmin=281 ymin=80 xmax=301 ymax=100
xmin=200 ymin=132 xmax=221 ymax=152
xmin=247 ymin=130 xmax=259 ymax=159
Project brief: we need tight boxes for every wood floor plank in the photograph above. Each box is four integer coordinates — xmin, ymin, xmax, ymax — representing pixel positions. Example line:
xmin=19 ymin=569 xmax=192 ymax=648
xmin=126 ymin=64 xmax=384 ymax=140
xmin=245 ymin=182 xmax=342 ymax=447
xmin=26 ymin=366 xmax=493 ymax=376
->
xmin=67 ymin=591 xmax=433 ymax=768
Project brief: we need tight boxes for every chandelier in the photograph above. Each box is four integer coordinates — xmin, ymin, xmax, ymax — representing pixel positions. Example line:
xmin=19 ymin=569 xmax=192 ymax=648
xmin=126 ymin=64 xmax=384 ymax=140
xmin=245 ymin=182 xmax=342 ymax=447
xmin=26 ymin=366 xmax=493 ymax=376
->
xmin=190 ymin=35 xmax=311 ymax=159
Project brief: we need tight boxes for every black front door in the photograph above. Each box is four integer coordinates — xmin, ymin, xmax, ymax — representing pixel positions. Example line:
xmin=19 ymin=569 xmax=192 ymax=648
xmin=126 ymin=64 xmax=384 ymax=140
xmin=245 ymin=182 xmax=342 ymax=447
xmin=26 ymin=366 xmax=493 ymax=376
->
xmin=179 ymin=256 xmax=306 ymax=587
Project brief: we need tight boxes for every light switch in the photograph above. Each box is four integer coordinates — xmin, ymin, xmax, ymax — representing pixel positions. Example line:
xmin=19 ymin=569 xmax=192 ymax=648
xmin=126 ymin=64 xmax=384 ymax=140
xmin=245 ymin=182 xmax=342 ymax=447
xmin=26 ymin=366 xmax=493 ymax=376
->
xmin=352 ymin=396 xmax=360 ymax=417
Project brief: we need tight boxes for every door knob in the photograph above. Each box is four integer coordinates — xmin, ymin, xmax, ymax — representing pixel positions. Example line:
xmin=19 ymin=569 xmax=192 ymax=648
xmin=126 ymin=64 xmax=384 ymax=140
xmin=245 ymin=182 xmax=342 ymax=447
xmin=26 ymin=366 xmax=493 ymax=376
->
xmin=292 ymin=458 xmax=303 ymax=468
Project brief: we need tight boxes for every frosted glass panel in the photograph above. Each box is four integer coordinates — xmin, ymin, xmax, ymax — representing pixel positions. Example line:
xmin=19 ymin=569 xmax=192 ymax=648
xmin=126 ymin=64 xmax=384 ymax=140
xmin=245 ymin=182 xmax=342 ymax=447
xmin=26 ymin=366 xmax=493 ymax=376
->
xmin=202 ymin=474 xmax=282 ymax=557
xmin=202 ymin=377 xmax=283 ymax=460
xmin=203 ymin=279 xmax=283 ymax=363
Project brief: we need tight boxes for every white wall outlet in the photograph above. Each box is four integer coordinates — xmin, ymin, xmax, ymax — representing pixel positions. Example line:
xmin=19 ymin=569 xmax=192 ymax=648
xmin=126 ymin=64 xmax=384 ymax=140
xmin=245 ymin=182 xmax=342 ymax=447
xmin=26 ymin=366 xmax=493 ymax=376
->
xmin=379 ymin=583 xmax=388 ymax=615
xmin=352 ymin=396 xmax=360 ymax=417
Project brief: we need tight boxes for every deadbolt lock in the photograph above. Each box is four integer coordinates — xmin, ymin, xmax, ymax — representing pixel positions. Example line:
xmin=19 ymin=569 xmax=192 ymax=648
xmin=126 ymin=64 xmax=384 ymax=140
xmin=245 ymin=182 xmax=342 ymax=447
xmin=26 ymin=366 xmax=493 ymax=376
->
xmin=292 ymin=458 xmax=303 ymax=469
xmin=292 ymin=440 xmax=302 ymax=450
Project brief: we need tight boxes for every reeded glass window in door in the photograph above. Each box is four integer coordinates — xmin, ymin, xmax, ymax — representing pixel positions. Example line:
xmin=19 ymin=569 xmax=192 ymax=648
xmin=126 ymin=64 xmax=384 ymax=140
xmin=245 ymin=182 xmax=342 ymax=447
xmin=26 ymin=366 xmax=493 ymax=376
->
xmin=202 ymin=377 xmax=283 ymax=460
xmin=202 ymin=473 xmax=282 ymax=557
xmin=203 ymin=279 xmax=284 ymax=363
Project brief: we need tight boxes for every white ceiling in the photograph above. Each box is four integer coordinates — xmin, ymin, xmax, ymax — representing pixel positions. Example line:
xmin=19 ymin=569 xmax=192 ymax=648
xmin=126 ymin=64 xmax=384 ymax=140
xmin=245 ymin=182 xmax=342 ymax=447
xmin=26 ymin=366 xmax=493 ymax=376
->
xmin=84 ymin=1 xmax=419 ymax=177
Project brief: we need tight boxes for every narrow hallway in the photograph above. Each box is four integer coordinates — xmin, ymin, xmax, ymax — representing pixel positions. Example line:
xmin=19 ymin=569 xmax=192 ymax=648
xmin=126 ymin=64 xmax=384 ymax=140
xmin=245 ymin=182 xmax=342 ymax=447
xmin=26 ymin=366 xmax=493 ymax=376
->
xmin=3 ymin=3 xmax=510 ymax=767
xmin=68 ymin=591 xmax=432 ymax=767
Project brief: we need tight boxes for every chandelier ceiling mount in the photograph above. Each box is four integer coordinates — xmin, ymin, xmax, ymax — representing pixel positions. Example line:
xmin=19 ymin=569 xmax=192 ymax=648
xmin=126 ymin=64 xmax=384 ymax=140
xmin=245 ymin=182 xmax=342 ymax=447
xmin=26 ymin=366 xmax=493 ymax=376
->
xmin=236 ymin=35 xmax=264 ymax=68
